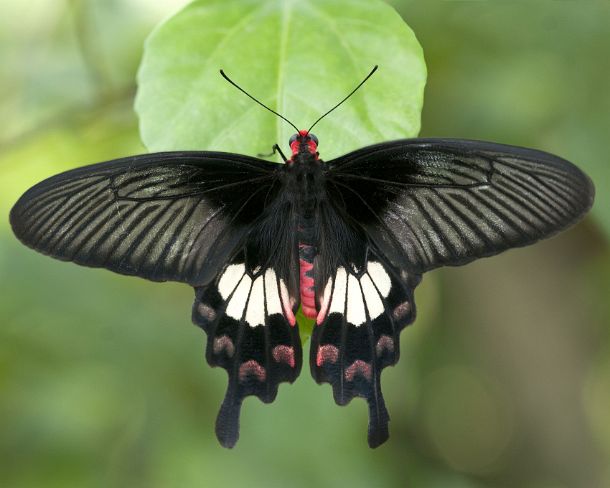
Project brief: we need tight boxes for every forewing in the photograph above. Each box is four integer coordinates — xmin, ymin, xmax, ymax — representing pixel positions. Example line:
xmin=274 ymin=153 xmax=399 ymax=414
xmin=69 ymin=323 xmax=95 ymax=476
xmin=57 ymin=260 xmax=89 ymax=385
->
xmin=10 ymin=151 xmax=280 ymax=286
xmin=326 ymin=139 xmax=594 ymax=273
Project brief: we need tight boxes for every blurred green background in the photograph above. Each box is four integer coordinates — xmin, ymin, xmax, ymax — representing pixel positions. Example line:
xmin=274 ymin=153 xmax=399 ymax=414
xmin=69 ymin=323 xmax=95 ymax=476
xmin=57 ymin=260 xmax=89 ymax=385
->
xmin=1 ymin=1 xmax=609 ymax=487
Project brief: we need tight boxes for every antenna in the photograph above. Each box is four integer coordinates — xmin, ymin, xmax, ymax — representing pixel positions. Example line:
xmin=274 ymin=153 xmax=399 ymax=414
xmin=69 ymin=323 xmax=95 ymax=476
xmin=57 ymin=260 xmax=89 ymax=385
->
xmin=307 ymin=65 xmax=378 ymax=133
xmin=220 ymin=69 xmax=299 ymax=133
xmin=220 ymin=66 xmax=379 ymax=136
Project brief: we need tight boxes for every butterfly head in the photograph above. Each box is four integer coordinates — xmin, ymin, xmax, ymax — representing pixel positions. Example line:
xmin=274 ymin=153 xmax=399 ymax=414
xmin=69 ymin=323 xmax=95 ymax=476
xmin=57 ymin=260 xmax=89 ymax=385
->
xmin=289 ymin=130 xmax=319 ymax=158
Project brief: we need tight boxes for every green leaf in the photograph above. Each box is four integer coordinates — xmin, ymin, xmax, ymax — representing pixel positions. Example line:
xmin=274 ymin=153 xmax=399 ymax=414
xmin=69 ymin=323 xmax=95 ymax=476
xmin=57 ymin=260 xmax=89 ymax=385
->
xmin=135 ymin=0 xmax=426 ymax=161
xmin=135 ymin=0 xmax=426 ymax=339
xmin=295 ymin=307 xmax=315 ymax=344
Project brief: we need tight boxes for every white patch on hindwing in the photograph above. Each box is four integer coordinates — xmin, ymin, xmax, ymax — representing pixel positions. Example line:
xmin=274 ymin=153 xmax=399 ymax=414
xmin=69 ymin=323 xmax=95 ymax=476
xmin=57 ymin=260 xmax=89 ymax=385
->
xmin=245 ymin=275 xmax=265 ymax=327
xmin=367 ymin=261 xmax=391 ymax=298
xmin=327 ymin=261 xmax=392 ymax=327
xmin=264 ymin=269 xmax=282 ymax=316
xmin=218 ymin=264 xmax=245 ymax=300
xmin=225 ymin=272 xmax=251 ymax=322
xmin=216 ymin=264 xmax=286 ymax=328
xmin=360 ymin=273 xmax=384 ymax=320
xmin=329 ymin=267 xmax=347 ymax=315
xmin=346 ymin=273 xmax=366 ymax=325
xmin=216 ymin=261 xmax=394 ymax=329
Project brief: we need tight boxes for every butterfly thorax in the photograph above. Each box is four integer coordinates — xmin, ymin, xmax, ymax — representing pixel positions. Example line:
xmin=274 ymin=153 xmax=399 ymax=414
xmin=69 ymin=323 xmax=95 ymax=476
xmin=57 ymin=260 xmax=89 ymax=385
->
xmin=286 ymin=145 xmax=325 ymax=319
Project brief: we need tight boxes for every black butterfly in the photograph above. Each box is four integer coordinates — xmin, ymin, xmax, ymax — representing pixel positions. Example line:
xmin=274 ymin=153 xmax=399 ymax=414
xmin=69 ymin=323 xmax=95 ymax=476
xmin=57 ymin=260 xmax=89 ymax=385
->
xmin=9 ymin=68 xmax=594 ymax=449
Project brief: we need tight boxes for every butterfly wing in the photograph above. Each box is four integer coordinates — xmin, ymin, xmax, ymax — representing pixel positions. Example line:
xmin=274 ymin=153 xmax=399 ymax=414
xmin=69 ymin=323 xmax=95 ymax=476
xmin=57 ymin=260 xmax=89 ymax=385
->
xmin=309 ymin=198 xmax=418 ymax=448
xmin=325 ymin=138 xmax=594 ymax=274
xmin=313 ymin=138 xmax=594 ymax=447
xmin=10 ymin=151 xmax=280 ymax=286
xmin=192 ymin=185 xmax=302 ymax=448
xmin=193 ymin=261 xmax=301 ymax=447
xmin=10 ymin=151 xmax=303 ymax=447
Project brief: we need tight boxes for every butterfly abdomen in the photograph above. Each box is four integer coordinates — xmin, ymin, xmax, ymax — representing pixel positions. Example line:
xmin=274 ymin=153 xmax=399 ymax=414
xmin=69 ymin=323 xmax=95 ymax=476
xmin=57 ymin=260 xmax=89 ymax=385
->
xmin=296 ymin=193 xmax=319 ymax=320
xmin=287 ymin=150 xmax=326 ymax=320
xmin=298 ymin=241 xmax=316 ymax=318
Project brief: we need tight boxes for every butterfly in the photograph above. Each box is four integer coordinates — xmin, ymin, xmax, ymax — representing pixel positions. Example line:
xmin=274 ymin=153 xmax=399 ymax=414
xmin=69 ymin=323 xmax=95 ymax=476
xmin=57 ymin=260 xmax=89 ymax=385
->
xmin=9 ymin=67 xmax=595 ymax=448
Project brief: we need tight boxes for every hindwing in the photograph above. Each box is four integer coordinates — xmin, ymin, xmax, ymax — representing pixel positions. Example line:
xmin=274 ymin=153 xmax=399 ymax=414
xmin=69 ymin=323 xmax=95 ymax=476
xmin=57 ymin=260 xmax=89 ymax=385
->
xmin=311 ymin=247 xmax=418 ymax=447
xmin=193 ymin=259 xmax=301 ymax=448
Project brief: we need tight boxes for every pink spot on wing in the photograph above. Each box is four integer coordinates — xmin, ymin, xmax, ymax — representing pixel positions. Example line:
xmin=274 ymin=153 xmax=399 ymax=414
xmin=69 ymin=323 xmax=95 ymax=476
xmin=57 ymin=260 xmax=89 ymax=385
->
xmin=344 ymin=360 xmax=372 ymax=382
xmin=279 ymin=279 xmax=296 ymax=326
xmin=213 ymin=335 xmax=235 ymax=357
xmin=393 ymin=301 xmax=411 ymax=321
xmin=238 ymin=360 xmax=266 ymax=382
xmin=375 ymin=335 xmax=395 ymax=357
xmin=272 ymin=345 xmax=295 ymax=368
xmin=316 ymin=344 xmax=339 ymax=367
xmin=197 ymin=303 xmax=217 ymax=321
xmin=316 ymin=278 xmax=333 ymax=325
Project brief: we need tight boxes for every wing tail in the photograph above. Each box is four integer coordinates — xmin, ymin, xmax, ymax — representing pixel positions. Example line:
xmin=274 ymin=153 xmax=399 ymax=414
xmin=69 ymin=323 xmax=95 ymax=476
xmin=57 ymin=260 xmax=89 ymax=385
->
xmin=215 ymin=383 xmax=242 ymax=448
xmin=367 ymin=381 xmax=390 ymax=448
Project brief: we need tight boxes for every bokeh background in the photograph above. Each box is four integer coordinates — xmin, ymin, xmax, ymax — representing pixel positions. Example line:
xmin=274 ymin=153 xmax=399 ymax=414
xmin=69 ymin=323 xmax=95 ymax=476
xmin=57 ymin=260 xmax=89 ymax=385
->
xmin=1 ymin=1 xmax=609 ymax=487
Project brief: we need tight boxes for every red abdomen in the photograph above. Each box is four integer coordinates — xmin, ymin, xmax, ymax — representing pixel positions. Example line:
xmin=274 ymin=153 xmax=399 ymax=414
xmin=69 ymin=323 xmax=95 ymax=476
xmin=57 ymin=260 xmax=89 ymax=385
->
xmin=299 ymin=243 xmax=317 ymax=318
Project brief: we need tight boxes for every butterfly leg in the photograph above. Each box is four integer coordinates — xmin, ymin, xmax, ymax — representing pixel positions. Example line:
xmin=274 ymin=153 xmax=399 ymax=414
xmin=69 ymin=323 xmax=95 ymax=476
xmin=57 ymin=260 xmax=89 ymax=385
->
xmin=257 ymin=144 xmax=287 ymax=162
